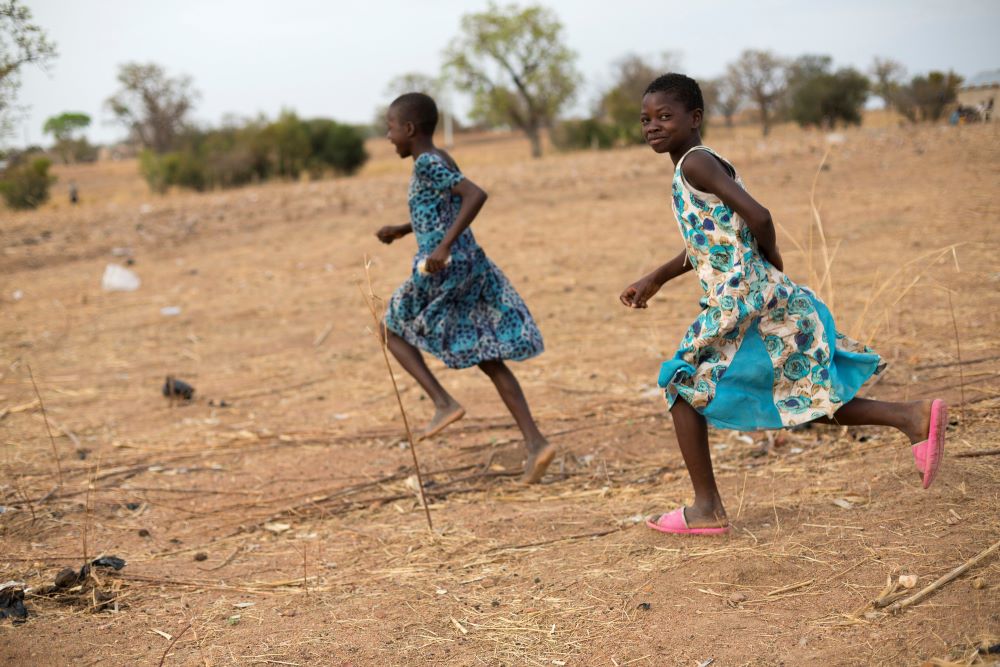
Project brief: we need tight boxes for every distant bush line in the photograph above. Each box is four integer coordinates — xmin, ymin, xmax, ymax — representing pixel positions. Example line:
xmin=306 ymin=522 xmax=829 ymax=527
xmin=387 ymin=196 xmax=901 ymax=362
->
xmin=141 ymin=112 xmax=369 ymax=193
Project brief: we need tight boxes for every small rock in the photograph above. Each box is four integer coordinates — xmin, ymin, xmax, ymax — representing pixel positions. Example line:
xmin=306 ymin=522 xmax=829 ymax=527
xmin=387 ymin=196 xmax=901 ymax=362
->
xmin=636 ymin=602 xmax=651 ymax=611
xmin=899 ymin=574 xmax=918 ymax=589
xmin=728 ymin=592 xmax=747 ymax=605
xmin=193 ymin=552 xmax=208 ymax=562
xmin=263 ymin=522 xmax=291 ymax=534
xmin=138 ymin=528 xmax=150 ymax=538
xmin=972 ymin=578 xmax=985 ymax=590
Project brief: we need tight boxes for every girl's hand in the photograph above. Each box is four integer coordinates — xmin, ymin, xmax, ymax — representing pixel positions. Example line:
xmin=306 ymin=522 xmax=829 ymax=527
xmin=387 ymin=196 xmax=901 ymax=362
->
xmin=620 ymin=275 xmax=664 ymax=309
xmin=424 ymin=244 xmax=451 ymax=273
xmin=376 ymin=225 xmax=408 ymax=244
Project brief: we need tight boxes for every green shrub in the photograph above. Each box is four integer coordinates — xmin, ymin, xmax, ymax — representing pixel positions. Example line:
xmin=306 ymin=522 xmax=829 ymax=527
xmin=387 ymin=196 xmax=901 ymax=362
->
xmin=0 ymin=157 xmax=56 ymax=210
xmin=140 ymin=113 xmax=368 ymax=193
xmin=550 ymin=119 xmax=616 ymax=151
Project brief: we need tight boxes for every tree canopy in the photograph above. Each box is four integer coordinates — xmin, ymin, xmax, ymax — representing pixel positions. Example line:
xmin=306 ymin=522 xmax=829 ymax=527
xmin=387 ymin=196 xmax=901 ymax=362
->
xmin=0 ymin=1 xmax=57 ymax=138
xmin=445 ymin=3 xmax=579 ymax=157
xmin=106 ymin=62 xmax=198 ymax=152
xmin=728 ymin=50 xmax=786 ymax=136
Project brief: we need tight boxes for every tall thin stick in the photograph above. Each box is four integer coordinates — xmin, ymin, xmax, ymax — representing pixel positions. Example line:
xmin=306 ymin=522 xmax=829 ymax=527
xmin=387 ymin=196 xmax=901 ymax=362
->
xmin=809 ymin=149 xmax=835 ymax=310
xmin=360 ymin=256 xmax=434 ymax=531
xmin=26 ymin=363 xmax=64 ymax=487
xmin=945 ymin=289 xmax=966 ymax=426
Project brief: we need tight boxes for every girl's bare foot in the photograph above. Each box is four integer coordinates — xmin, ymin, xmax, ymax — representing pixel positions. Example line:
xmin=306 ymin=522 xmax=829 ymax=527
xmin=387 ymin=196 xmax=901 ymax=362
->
xmin=522 ymin=441 xmax=556 ymax=483
xmin=902 ymin=399 xmax=935 ymax=444
xmin=418 ymin=401 xmax=465 ymax=441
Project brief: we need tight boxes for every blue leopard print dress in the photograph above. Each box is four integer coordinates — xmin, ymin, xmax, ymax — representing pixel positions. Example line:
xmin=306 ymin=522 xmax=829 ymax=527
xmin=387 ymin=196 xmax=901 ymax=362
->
xmin=658 ymin=146 xmax=884 ymax=430
xmin=384 ymin=151 xmax=544 ymax=369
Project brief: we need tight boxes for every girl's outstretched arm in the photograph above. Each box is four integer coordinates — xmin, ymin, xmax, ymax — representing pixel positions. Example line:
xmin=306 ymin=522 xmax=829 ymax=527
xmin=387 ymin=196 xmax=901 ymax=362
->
xmin=424 ymin=178 xmax=488 ymax=273
xmin=376 ymin=223 xmax=412 ymax=244
xmin=620 ymin=248 xmax=692 ymax=308
xmin=681 ymin=152 xmax=783 ymax=271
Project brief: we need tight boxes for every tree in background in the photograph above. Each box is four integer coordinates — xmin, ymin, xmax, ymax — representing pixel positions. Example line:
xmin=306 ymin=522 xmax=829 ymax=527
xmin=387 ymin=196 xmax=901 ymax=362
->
xmin=0 ymin=1 xmax=56 ymax=140
xmin=43 ymin=112 xmax=95 ymax=163
xmin=906 ymin=71 xmax=963 ymax=122
xmin=786 ymin=55 xmax=869 ymax=128
xmin=445 ymin=3 xmax=579 ymax=158
xmin=727 ymin=49 xmax=786 ymax=136
xmin=702 ymin=73 xmax=742 ymax=128
xmin=106 ymin=62 xmax=198 ymax=152
xmin=385 ymin=72 xmax=443 ymax=100
xmin=870 ymin=57 xmax=906 ymax=111
xmin=598 ymin=52 xmax=679 ymax=144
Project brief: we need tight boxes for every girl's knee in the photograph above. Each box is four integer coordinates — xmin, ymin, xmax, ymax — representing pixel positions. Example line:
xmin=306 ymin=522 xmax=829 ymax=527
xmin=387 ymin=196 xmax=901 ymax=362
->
xmin=478 ymin=360 xmax=505 ymax=376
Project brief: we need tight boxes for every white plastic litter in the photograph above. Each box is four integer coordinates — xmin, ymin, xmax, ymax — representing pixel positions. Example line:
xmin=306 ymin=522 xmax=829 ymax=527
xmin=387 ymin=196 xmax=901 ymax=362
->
xmin=417 ymin=257 xmax=452 ymax=275
xmin=102 ymin=264 xmax=141 ymax=292
xmin=11 ymin=290 xmax=23 ymax=301
xmin=160 ymin=306 xmax=182 ymax=316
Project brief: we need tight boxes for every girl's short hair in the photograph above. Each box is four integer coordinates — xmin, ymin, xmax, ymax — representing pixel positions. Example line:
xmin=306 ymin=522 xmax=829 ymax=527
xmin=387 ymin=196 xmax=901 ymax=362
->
xmin=644 ymin=73 xmax=704 ymax=112
xmin=390 ymin=92 xmax=438 ymax=135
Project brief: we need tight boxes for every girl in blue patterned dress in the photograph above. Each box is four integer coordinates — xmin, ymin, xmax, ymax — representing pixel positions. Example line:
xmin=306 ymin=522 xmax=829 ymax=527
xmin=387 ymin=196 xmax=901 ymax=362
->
xmin=376 ymin=93 xmax=554 ymax=483
xmin=620 ymin=74 xmax=947 ymax=534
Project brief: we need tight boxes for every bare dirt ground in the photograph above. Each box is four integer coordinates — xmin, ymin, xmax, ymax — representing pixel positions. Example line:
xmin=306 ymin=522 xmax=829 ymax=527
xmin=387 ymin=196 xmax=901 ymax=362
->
xmin=2 ymin=121 xmax=999 ymax=666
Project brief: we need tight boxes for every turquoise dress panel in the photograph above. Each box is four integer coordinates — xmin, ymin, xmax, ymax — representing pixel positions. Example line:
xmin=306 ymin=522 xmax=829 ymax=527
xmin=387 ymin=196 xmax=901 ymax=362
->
xmin=384 ymin=152 xmax=544 ymax=369
xmin=658 ymin=146 xmax=883 ymax=430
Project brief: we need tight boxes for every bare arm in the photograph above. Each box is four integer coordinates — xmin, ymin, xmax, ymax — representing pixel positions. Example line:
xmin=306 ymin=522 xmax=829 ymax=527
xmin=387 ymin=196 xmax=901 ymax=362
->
xmin=375 ymin=222 xmax=412 ymax=244
xmin=681 ymin=151 xmax=783 ymax=271
xmin=620 ymin=248 xmax=692 ymax=308
xmin=424 ymin=178 xmax=488 ymax=272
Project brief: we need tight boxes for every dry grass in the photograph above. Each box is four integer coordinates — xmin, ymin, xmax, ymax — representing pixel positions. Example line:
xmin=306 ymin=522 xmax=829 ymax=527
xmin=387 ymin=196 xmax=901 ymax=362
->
xmin=1 ymin=120 xmax=998 ymax=666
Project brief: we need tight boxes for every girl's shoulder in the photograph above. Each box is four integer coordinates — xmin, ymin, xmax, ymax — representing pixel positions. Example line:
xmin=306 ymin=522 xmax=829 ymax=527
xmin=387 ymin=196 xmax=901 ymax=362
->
xmin=678 ymin=145 xmax=737 ymax=181
xmin=415 ymin=150 xmax=460 ymax=172
xmin=413 ymin=150 xmax=465 ymax=191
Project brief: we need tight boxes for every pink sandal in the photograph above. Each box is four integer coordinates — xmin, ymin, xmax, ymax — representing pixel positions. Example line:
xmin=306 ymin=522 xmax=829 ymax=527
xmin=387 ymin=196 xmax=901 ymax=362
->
xmin=912 ymin=399 xmax=947 ymax=489
xmin=645 ymin=507 xmax=731 ymax=536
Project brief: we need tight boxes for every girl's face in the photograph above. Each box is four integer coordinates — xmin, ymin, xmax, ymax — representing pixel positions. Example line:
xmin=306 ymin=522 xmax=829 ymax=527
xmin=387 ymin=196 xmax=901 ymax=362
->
xmin=386 ymin=108 xmax=414 ymax=158
xmin=640 ymin=91 xmax=701 ymax=154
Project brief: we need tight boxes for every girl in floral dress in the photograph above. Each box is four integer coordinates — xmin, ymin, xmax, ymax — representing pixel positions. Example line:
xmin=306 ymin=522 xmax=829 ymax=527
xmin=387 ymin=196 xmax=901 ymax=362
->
xmin=376 ymin=93 xmax=554 ymax=483
xmin=620 ymin=74 xmax=947 ymax=534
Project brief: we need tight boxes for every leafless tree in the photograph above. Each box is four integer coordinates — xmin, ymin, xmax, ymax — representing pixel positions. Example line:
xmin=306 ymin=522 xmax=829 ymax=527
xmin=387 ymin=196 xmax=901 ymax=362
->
xmin=106 ymin=62 xmax=198 ymax=152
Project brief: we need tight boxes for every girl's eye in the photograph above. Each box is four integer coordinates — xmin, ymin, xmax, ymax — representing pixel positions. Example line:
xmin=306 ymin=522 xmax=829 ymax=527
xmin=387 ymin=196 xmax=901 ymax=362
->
xmin=660 ymin=115 xmax=670 ymax=120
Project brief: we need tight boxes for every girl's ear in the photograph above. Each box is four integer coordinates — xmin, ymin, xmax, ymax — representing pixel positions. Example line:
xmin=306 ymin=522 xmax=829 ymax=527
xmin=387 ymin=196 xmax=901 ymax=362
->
xmin=691 ymin=108 xmax=704 ymax=130
xmin=404 ymin=120 xmax=417 ymax=138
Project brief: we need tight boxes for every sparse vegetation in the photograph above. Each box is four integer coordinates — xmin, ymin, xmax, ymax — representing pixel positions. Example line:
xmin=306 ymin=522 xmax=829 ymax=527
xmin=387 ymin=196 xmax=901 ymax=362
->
xmin=0 ymin=155 xmax=55 ymax=209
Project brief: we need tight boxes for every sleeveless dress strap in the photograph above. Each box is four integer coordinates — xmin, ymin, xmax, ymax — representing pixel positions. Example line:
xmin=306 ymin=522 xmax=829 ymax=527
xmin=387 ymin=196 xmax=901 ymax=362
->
xmin=676 ymin=145 xmax=737 ymax=180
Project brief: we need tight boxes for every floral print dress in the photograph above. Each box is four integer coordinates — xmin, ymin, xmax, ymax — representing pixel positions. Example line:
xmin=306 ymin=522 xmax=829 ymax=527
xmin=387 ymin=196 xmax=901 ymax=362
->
xmin=658 ymin=146 xmax=884 ymax=430
xmin=384 ymin=151 xmax=544 ymax=369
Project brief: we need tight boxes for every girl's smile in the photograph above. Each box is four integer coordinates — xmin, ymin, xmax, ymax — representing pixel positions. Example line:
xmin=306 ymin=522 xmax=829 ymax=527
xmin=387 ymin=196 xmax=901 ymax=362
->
xmin=385 ymin=110 xmax=413 ymax=158
xmin=640 ymin=91 xmax=701 ymax=157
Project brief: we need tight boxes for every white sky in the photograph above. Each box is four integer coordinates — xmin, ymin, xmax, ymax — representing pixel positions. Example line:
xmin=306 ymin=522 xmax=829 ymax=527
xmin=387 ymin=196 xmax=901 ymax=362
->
xmin=12 ymin=0 xmax=1000 ymax=146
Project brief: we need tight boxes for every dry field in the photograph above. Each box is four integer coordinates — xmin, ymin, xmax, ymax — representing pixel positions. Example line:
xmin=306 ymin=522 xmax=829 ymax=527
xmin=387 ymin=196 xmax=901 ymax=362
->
xmin=2 ymin=120 xmax=999 ymax=666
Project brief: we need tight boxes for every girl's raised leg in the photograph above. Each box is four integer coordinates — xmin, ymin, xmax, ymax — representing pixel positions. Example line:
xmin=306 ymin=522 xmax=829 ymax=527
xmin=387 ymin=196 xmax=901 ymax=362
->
xmin=814 ymin=397 xmax=933 ymax=444
xmin=478 ymin=360 xmax=554 ymax=483
xmin=666 ymin=398 xmax=728 ymax=528
xmin=384 ymin=330 xmax=465 ymax=438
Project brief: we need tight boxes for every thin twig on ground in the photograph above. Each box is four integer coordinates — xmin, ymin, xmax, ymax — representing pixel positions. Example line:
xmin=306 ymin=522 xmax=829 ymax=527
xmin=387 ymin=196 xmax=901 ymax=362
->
xmin=26 ymin=363 xmax=64 ymax=487
xmin=882 ymin=539 xmax=1000 ymax=613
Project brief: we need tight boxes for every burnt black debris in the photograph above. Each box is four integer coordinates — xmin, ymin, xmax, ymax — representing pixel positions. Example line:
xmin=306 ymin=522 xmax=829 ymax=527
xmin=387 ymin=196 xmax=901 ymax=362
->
xmin=0 ymin=583 xmax=28 ymax=623
xmin=163 ymin=376 xmax=195 ymax=400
